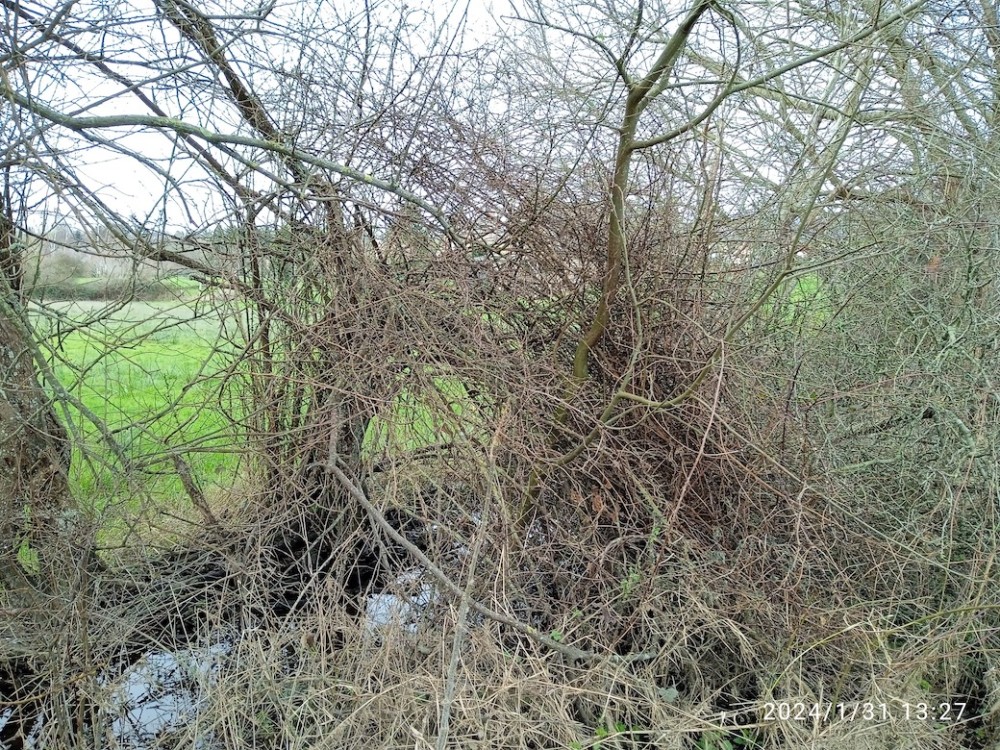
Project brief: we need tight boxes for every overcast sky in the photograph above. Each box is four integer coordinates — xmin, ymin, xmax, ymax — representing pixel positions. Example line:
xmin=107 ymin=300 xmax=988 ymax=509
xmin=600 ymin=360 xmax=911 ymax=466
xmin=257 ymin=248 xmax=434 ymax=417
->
xmin=17 ymin=0 xmax=513 ymax=232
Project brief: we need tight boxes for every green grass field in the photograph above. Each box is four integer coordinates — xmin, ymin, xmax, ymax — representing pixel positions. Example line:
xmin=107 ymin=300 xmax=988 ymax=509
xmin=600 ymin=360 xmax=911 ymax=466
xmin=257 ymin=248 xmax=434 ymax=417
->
xmin=758 ymin=271 xmax=829 ymax=331
xmin=365 ymin=373 xmax=480 ymax=455
xmin=33 ymin=300 xmax=478 ymax=518
xmin=33 ymin=300 xmax=240 ymax=512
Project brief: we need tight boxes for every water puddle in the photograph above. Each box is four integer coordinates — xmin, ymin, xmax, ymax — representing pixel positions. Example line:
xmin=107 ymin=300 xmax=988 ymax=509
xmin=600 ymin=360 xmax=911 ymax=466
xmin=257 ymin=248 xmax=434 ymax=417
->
xmin=106 ymin=642 xmax=230 ymax=749
xmin=365 ymin=568 xmax=436 ymax=632
xmin=1 ymin=571 xmax=435 ymax=749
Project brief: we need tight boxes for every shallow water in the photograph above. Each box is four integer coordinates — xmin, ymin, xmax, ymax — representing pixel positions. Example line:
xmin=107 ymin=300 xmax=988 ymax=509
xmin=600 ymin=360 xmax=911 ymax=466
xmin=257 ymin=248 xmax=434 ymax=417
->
xmin=365 ymin=568 xmax=435 ymax=632
xmin=106 ymin=642 xmax=230 ymax=749
xmin=0 ymin=575 xmax=433 ymax=749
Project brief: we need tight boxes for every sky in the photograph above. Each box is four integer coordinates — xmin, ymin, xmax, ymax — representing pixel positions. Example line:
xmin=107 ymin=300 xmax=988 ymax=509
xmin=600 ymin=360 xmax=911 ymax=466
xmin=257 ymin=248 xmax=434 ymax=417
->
xmin=10 ymin=0 xmax=964 ymax=240
xmin=15 ymin=0 xmax=512 ymax=233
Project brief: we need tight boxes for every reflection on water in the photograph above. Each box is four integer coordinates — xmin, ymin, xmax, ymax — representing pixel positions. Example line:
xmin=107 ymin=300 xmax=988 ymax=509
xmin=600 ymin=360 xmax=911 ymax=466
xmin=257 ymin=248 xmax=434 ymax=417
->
xmin=106 ymin=642 xmax=230 ymax=749
xmin=0 ymin=642 xmax=228 ymax=749
xmin=1 ymin=572 xmax=435 ymax=749
xmin=365 ymin=568 xmax=435 ymax=632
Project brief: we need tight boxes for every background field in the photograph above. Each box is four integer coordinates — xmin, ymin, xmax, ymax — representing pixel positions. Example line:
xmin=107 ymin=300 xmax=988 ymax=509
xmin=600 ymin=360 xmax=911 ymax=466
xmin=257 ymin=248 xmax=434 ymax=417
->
xmin=32 ymin=300 xmax=239 ymax=518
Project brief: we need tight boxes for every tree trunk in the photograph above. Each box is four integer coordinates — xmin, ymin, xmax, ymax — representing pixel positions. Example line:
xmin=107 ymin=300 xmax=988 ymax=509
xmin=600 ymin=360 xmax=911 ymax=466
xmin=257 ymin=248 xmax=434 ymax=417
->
xmin=0 ymin=218 xmax=71 ymax=605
